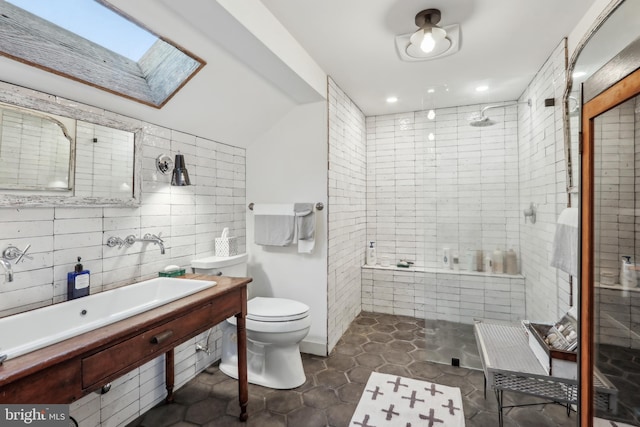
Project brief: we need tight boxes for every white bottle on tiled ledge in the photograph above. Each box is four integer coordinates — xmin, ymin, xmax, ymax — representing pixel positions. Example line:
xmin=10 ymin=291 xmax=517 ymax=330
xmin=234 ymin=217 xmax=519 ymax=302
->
xmin=491 ymin=248 xmax=504 ymax=274
xmin=366 ymin=242 xmax=377 ymax=266
xmin=505 ymin=249 xmax=518 ymax=275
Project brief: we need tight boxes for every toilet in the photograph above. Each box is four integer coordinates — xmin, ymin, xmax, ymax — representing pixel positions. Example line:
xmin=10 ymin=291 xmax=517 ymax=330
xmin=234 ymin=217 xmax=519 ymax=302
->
xmin=190 ymin=253 xmax=311 ymax=389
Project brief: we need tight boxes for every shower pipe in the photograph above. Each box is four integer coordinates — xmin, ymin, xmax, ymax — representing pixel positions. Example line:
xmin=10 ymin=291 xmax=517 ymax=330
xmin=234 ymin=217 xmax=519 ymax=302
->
xmin=561 ymin=1 xmax=625 ymax=309
xmin=563 ymin=0 xmax=624 ymax=210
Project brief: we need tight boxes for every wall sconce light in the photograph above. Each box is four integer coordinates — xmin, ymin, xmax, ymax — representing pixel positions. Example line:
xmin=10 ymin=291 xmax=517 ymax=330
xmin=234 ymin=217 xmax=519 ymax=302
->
xmin=171 ymin=153 xmax=191 ymax=186
xmin=156 ymin=153 xmax=191 ymax=186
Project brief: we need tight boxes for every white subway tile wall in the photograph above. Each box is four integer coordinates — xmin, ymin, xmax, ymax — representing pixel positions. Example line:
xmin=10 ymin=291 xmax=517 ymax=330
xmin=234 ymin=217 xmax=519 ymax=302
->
xmin=362 ymin=267 xmax=525 ymax=323
xmin=327 ymin=78 xmax=367 ymax=351
xmin=363 ymin=100 xmax=523 ymax=323
xmin=593 ymin=96 xmax=640 ymax=348
xmin=366 ymin=104 xmax=520 ymax=272
xmin=518 ymin=40 xmax=573 ymax=322
xmin=0 ymin=83 xmax=245 ymax=427
xmin=594 ymin=99 xmax=636 ymax=282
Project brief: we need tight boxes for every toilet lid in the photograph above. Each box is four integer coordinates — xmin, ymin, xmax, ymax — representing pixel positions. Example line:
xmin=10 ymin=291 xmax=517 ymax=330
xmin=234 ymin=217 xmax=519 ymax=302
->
xmin=247 ymin=297 xmax=310 ymax=322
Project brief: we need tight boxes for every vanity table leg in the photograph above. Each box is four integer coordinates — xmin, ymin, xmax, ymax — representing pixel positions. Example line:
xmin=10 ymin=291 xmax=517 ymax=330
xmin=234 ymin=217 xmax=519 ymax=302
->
xmin=165 ymin=349 xmax=175 ymax=403
xmin=236 ymin=311 xmax=248 ymax=421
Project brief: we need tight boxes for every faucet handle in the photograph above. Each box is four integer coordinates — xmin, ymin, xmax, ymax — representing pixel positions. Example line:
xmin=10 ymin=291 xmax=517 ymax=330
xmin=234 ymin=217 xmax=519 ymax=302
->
xmin=2 ymin=245 xmax=33 ymax=263
xmin=106 ymin=236 xmax=125 ymax=248
xmin=15 ymin=244 xmax=32 ymax=263
xmin=144 ymin=233 xmax=163 ymax=242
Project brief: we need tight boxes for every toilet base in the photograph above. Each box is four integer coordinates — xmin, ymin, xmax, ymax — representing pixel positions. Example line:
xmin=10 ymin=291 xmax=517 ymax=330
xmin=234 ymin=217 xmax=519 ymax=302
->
xmin=219 ymin=345 xmax=307 ymax=389
xmin=219 ymin=321 xmax=307 ymax=389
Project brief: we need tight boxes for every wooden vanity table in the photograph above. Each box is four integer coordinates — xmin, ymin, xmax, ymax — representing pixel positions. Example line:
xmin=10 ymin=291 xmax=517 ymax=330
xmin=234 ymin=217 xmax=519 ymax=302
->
xmin=0 ymin=274 xmax=251 ymax=422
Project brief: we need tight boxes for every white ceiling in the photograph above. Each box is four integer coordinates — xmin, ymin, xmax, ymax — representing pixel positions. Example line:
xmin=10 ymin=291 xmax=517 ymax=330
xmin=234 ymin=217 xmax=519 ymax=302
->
xmin=0 ymin=0 xmax=309 ymax=148
xmin=260 ymin=0 xmax=597 ymax=115
xmin=0 ymin=0 xmax=600 ymax=147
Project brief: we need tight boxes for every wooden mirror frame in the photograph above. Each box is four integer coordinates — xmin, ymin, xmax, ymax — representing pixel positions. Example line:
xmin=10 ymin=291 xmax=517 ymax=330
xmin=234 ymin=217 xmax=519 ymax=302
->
xmin=580 ymin=64 xmax=640 ymax=426
xmin=0 ymin=81 xmax=143 ymax=207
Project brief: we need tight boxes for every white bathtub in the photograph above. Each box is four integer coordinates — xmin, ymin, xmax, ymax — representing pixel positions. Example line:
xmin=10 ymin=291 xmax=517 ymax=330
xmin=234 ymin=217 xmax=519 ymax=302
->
xmin=0 ymin=277 xmax=216 ymax=360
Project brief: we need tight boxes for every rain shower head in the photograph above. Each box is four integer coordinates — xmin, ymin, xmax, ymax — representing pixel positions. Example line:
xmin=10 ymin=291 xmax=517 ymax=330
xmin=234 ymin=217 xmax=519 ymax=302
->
xmin=468 ymin=113 xmax=496 ymax=127
xmin=467 ymin=100 xmax=531 ymax=127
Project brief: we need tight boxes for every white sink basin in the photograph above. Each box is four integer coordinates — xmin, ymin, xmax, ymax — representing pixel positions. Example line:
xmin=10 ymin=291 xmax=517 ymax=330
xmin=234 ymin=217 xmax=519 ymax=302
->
xmin=0 ymin=277 xmax=216 ymax=360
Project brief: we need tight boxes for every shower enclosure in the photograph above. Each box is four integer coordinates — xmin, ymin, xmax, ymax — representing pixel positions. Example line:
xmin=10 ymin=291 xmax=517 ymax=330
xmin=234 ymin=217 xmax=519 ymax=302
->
xmin=364 ymin=40 xmax=569 ymax=371
xmin=417 ymin=100 xmax=524 ymax=369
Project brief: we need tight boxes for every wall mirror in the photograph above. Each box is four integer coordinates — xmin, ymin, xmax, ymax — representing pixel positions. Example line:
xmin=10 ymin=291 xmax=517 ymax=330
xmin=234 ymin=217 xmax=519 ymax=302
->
xmin=581 ymin=63 xmax=640 ymax=427
xmin=0 ymin=102 xmax=74 ymax=191
xmin=0 ymin=87 xmax=142 ymax=207
xmin=74 ymin=121 xmax=135 ymax=199
xmin=567 ymin=0 xmax=640 ymax=425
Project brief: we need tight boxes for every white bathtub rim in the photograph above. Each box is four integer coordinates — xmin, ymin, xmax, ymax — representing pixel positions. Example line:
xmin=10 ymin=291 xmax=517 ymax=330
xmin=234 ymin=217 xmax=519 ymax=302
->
xmin=0 ymin=277 xmax=216 ymax=360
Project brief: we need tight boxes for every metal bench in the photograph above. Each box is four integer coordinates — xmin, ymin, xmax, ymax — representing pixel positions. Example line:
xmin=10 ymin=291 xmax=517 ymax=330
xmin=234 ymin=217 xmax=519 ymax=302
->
xmin=474 ymin=321 xmax=617 ymax=427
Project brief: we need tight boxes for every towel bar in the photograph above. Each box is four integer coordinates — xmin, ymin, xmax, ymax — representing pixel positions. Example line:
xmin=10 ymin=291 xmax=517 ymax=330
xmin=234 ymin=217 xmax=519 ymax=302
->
xmin=248 ymin=202 xmax=324 ymax=211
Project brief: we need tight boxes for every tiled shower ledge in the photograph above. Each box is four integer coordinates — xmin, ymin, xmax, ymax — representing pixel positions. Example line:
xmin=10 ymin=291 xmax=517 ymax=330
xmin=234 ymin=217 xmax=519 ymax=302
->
xmin=362 ymin=264 xmax=524 ymax=279
xmin=596 ymin=283 xmax=640 ymax=293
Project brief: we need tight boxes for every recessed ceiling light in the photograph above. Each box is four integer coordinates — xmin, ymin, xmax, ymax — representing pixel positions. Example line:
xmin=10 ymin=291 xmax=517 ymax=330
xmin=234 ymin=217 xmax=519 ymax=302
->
xmin=427 ymin=109 xmax=436 ymax=120
xmin=428 ymin=132 xmax=435 ymax=141
xmin=386 ymin=96 xmax=398 ymax=103
xmin=427 ymin=88 xmax=435 ymax=94
xmin=476 ymin=85 xmax=489 ymax=92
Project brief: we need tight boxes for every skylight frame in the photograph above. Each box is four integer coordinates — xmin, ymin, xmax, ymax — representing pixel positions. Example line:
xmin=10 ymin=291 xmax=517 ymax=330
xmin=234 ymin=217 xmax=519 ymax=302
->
xmin=0 ymin=0 xmax=206 ymax=109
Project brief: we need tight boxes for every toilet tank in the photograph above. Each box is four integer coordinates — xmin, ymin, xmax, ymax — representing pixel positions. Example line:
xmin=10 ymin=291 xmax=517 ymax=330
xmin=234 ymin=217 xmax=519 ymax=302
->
xmin=191 ymin=253 xmax=248 ymax=277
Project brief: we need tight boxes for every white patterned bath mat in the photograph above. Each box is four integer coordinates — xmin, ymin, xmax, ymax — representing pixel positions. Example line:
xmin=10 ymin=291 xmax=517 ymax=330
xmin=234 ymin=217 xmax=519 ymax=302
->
xmin=350 ymin=372 xmax=465 ymax=427
xmin=594 ymin=418 xmax=637 ymax=427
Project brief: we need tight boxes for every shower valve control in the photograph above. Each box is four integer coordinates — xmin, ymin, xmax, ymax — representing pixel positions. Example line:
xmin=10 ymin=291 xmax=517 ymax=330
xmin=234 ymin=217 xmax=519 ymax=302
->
xmin=523 ymin=202 xmax=537 ymax=224
xmin=2 ymin=244 xmax=32 ymax=263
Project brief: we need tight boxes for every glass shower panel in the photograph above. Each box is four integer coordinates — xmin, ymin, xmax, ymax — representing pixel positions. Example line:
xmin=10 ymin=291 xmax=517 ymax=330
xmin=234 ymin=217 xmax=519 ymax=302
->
xmin=592 ymin=95 xmax=640 ymax=425
xmin=422 ymin=103 xmax=521 ymax=370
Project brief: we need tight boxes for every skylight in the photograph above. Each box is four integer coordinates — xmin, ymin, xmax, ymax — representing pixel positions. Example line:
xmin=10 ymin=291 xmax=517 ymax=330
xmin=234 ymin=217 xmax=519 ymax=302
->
xmin=6 ymin=0 xmax=157 ymax=62
xmin=0 ymin=0 xmax=205 ymax=108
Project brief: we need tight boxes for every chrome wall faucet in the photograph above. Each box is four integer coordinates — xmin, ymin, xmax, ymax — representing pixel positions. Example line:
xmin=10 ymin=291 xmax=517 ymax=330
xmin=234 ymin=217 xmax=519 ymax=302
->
xmin=0 ymin=258 xmax=13 ymax=282
xmin=0 ymin=244 xmax=31 ymax=282
xmin=107 ymin=233 xmax=165 ymax=254
xmin=140 ymin=233 xmax=165 ymax=255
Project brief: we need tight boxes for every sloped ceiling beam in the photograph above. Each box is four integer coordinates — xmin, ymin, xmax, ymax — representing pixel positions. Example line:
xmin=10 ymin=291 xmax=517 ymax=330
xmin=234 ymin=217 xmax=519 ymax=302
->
xmin=158 ymin=0 xmax=326 ymax=104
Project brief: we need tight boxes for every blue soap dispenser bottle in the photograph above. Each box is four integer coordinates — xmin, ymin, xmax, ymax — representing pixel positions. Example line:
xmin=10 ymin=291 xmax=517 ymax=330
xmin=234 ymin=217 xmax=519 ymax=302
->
xmin=67 ymin=257 xmax=90 ymax=300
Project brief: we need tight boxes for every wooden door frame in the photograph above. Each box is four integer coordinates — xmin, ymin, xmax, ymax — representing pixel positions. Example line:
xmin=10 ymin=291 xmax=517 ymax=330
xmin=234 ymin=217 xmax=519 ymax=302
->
xmin=580 ymin=67 xmax=640 ymax=426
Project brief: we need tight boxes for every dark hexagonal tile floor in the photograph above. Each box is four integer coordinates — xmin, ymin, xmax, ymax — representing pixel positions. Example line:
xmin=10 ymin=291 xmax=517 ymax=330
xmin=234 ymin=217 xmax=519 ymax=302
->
xmin=126 ymin=312 xmax=591 ymax=426
xmin=596 ymin=343 xmax=640 ymax=425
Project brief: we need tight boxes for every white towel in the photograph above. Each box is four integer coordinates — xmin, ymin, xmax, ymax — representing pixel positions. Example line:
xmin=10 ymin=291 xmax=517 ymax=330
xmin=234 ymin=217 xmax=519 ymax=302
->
xmin=294 ymin=203 xmax=315 ymax=254
xmin=551 ymin=207 xmax=578 ymax=276
xmin=254 ymin=204 xmax=295 ymax=246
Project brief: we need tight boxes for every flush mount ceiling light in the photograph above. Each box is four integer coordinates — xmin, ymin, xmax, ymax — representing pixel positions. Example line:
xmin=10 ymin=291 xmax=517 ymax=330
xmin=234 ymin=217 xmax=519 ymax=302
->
xmin=395 ymin=8 xmax=460 ymax=62
xmin=410 ymin=9 xmax=446 ymax=53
